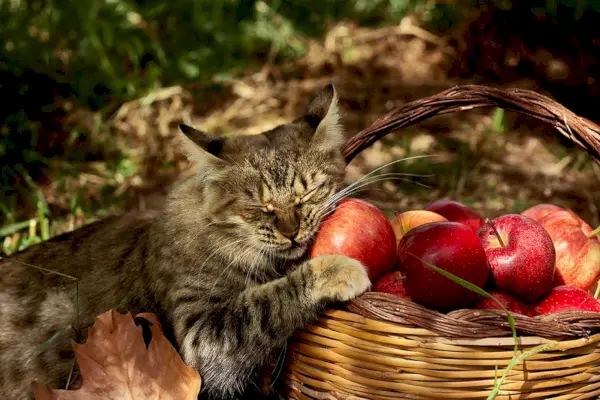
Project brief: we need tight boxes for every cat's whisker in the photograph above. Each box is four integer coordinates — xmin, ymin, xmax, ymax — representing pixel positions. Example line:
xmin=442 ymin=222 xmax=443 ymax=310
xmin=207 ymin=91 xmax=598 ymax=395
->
xmin=304 ymin=214 xmax=346 ymax=242
xmin=266 ymin=246 xmax=281 ymax=277
xmin=246 ymin=242 xmax=268 ymax=285
xmin=328 ymin=178 xmax=432 ymax=207
xmin=308 ymin=183 xmax=420 ymax=242
xmin=322 ymin=177 xmax=406 ymax=210
xmin=199 ymin=240 xmax=252 ymax=296
xmin=347 ymin=154 xmax=435 ymax=182
xmin=199 ymin=220 xmax=221 ymax=230
xmin=332 ymin=155 xmax=435 ymax=196
xmin=326 ymin=172 xmax=433 ymax=206
xmin=261 ymin=246 xmax=272 ymax=278
xmin=271 ymin=343 xmax=288 ymax=389
xmin=260 ymin=244 xmax=271 ymax=275
xmin=237 ymin=238 xmax=263 ymax=285
xmin=196 ymin=238 xmax=248 ymax=277
xmin=242 ymin=244 xmax=262 ymax=285
xmin=340 ymin=171 xmax=434 ymax=195
xmin=208 ymin=243 xmax=256 ymax=296
xmin=323 ymin=172 xmax=433 ymax=210
xmin=246 ymin=245 xmax=262 ymax=285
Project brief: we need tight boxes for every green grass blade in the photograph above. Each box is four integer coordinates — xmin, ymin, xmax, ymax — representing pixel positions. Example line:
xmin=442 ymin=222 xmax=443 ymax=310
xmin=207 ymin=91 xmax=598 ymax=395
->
xmin=588 ymin=225 xmax=600 ymax=238
xmin=486 ymin=342 xmax=557 ymax=400
xmin=493 ymin=364 xmax=498 ymax=387
xmin=405 ymin=252 xmax=555 ymax=400
xmin=30 ymin=324 xmax=73 ymax=361
xmin=492 ymin=107 xmax=505 ymax=132
xmin=508 ymin=314 xmax=518 ymax=353
xmin=0 ymin=219 xmax=33 ymax=238
xmin=37 ymin=201 xmax=50 ymax=241
xmin=409 ymin=252 xmax=507 ymax=309
xmin=407 ymin=252 xmax=519 ymax=354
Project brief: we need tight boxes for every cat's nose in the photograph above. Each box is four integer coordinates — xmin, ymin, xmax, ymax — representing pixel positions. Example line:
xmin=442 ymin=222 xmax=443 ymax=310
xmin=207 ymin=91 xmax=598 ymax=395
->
xmin=280 ymin=225 xmax=299 ymax=240
xmin=275 ymin=209 xmax=300 ymax=240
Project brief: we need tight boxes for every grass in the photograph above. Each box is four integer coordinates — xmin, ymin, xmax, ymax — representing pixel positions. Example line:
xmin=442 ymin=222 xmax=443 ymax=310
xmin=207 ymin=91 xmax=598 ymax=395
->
xmin=487 ymin=342 xmax=558 ymax=400
xmin=417 ymin=257 xmax=518 ymax=351
xmin=2 ymin=200 xmax=52 ymax=255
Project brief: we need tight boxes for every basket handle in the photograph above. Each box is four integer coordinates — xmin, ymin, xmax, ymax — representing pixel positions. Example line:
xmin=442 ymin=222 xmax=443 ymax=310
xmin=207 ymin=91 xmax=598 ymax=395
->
xmin=342 ymin=84 xmax=600 ymax=165
xmin=340 ymin=84 xmax=600 ymax=337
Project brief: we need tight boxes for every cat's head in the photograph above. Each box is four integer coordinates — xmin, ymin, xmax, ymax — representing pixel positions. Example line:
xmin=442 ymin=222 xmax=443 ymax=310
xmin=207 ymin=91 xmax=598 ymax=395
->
xmin=177 ymin=84 xmax=347 ymax=261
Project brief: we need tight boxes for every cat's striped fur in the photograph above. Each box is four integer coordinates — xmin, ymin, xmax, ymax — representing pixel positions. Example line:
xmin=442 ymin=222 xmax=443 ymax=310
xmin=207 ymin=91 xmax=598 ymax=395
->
xmin=0 ymin=84 xmax=371 ymax=399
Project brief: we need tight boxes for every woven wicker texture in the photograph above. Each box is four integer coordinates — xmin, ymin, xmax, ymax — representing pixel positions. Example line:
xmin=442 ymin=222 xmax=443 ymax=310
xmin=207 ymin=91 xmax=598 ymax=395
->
xmin=283 ymin=85 xmax=600 ymax=399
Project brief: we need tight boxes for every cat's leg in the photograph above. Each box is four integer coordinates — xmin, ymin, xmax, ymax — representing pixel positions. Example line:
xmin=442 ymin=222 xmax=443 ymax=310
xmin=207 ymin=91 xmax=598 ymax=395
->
xmin=176 ymin=254 xmax=370 ymax=399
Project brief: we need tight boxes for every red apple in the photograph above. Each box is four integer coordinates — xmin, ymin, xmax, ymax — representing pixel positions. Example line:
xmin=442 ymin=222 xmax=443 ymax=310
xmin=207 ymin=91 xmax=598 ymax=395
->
xmin=478 ymin=214 xmax=555 ymax=304
xmin=426 ymin=200 xmax=485 ymax=233
xmin=390 ymin=210 xmax=448 ymax=245
xmin=374 ymin=271 xmax=411 ymax=299
xmin=474 ymin=291 xmax=535 ymax=317
xmin=310 ymin=198 xmax=397 ymax=281
xmin=537 ymin=210 xmax=600 ymax=290
xmin=533 ymin=285 xmax=600 ymax=315
xmin=397 ymin=221 xmax=490 ymax=311
xmin=521 ymin=203 xmax=564 ymax=222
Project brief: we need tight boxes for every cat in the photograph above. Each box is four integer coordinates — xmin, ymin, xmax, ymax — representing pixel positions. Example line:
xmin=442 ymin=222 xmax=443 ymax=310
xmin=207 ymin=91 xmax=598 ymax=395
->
xmin=0 ymin=84 xmax=371 ymax=400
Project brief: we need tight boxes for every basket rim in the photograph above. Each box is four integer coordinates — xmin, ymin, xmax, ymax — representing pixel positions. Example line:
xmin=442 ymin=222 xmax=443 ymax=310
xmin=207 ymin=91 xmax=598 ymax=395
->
xmin=339 ymin=289 xmax=600 ymax=340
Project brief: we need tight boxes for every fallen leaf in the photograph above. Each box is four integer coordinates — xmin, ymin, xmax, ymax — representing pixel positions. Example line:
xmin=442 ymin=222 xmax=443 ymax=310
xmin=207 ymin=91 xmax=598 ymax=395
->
xmin=32 ymin=310 xmax=201 ymax=400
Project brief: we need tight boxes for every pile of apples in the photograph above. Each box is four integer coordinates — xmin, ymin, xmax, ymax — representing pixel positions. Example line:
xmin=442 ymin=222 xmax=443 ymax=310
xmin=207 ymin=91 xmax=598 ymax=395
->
xmin=310 ymin=198 xmax=600 ymax=316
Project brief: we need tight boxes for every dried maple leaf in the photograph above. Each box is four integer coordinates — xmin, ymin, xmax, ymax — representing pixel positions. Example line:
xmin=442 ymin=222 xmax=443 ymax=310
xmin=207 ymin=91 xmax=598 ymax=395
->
xmin=32 ymin=310 xmax=201 ymax=400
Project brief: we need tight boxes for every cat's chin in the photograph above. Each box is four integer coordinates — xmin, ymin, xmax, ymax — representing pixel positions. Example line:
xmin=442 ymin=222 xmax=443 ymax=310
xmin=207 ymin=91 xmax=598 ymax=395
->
xmin=288 ymin=245 xmax=308 ymax=260
xmin=272 ymin=242 xmax=308 ymax=261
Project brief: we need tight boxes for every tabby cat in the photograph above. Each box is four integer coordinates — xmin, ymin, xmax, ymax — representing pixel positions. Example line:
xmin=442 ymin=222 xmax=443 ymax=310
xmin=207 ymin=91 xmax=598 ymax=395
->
xmin=0 ymin=84 xmax=371 ymax=399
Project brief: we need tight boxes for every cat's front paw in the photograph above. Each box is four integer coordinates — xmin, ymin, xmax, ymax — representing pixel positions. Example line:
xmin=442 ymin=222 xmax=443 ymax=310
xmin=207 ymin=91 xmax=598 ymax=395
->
xmin=310 ymin=255 xmax=371 ymax=303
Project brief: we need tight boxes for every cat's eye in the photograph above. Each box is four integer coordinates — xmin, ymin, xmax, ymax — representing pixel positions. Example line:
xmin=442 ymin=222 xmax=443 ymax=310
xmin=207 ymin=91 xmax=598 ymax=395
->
xmin=300 ymin=184 xmax=323 ymax=203
xmin=262 ymin=203 xmax=275 ymax=213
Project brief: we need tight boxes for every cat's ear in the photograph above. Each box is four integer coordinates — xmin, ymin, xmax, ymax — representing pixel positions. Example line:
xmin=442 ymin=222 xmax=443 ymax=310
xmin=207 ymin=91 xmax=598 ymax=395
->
xmin=305 ymin=84 xmax=343 ymax=150
xmin=177 ymin=124 xmax=226 ymax=169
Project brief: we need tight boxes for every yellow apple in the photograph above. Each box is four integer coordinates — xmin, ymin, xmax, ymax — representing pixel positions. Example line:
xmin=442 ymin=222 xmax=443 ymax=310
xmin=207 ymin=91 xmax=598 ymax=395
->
xmin=391 ymin=210 xmax=448 ymax=245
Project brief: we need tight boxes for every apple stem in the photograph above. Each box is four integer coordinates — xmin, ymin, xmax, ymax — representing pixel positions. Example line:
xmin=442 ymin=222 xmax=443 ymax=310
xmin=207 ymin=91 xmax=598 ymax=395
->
xmin=486 ymin=218 xmax=506 ymax=248
xmin=587 ymin=225 xmax=600 ymax=239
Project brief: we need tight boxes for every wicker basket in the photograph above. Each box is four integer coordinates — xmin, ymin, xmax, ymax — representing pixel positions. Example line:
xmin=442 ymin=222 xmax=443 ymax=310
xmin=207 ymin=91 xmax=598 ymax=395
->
xmin=282 ymin=85 xmax=600 ymax=400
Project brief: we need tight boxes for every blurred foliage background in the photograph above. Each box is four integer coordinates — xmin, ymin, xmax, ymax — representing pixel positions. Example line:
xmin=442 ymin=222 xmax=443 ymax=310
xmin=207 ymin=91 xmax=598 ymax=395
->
xmin=2 ymin=0 xmax=600 ymax=254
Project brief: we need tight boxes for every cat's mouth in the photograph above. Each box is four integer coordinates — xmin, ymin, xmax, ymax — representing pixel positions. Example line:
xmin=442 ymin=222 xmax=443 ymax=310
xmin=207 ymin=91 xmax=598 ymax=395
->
xmin=272 ymin=240 xmax=308 ymax=260
xmin=291 ymin=240 xmax=308 ymax=251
